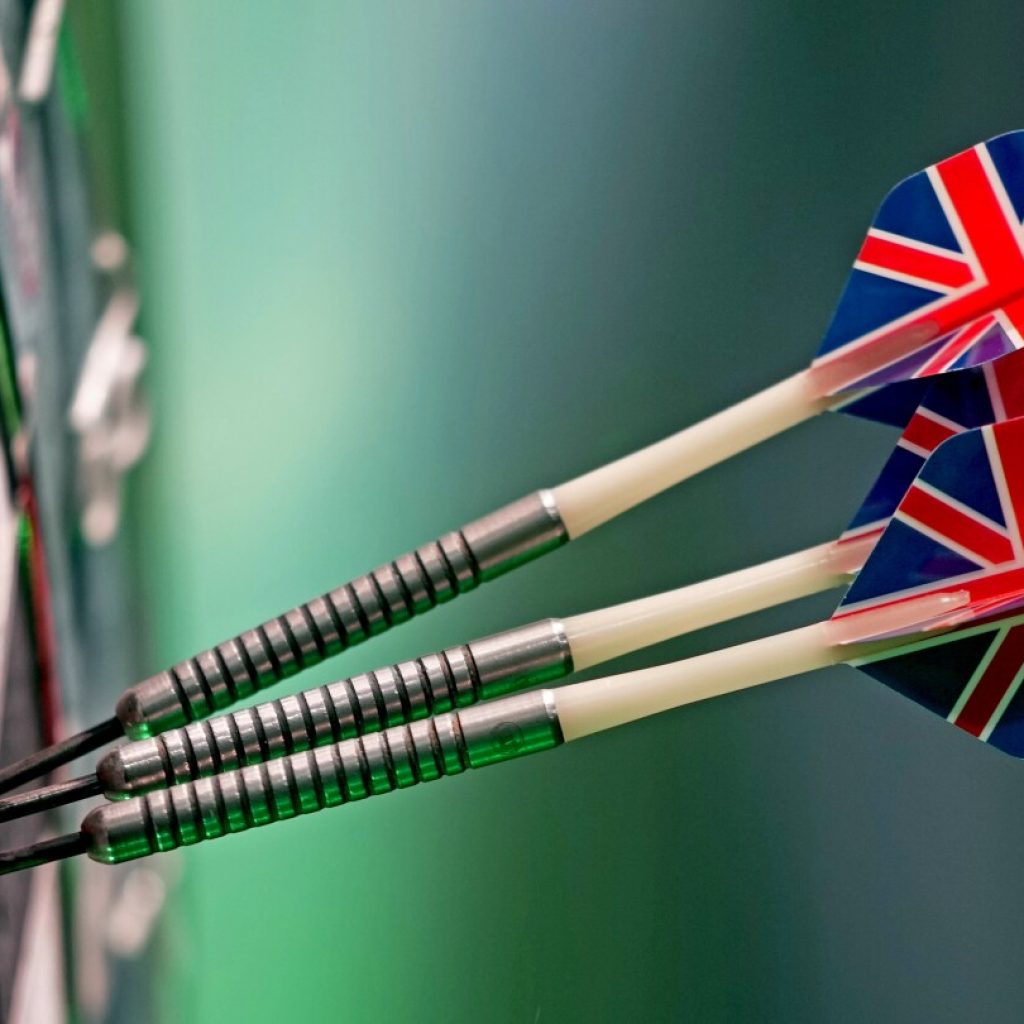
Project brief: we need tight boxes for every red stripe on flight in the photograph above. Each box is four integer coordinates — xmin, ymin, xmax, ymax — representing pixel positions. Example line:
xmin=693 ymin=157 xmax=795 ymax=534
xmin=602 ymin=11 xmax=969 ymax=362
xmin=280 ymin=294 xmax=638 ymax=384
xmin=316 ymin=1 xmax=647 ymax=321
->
xmin=936 ymin=147 xmax=1024 ymax=290
xmin=992 ymin=349 xmax=1024 ymax=418
xmin=993 ymin=420 xmax=1024 ymax=537
xmin=901 ymin=485 xmax=1014 ymax=565
xmin=857 ymin=234 xmax=973 ymax=290
xmin=901 ymin=411 xmax=958 ymax=453
xmin=953 ymin=624 xmax=1024 ymax=736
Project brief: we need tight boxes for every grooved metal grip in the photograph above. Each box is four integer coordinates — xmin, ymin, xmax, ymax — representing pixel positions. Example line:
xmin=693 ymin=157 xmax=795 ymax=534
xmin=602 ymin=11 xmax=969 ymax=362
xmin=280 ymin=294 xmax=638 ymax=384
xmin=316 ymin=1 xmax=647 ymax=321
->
xmin=99 ymin=620 xmax=572 ymax=797
xmin=82 ymin=691 xmax=563 ymax=866
xmin=115 ymin=491 xmax=567 ymax=738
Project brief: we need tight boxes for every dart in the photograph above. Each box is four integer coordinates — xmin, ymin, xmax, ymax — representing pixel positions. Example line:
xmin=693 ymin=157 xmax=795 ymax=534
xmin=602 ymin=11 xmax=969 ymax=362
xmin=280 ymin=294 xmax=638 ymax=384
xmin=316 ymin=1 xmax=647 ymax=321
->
xmin=3 ymin=130 xmax=1022 ymax=797
xmin=3 ymin=415 xmax=1022 ymax=876
xmin=3 ymin=349 xmax=1023 ymax=823
xmin=0 ymin=541 xmax=868 ymax=822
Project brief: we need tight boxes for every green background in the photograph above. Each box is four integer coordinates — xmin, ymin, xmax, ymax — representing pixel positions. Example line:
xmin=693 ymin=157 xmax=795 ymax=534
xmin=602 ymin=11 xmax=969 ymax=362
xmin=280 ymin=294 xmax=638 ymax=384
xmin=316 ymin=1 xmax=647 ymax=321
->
xmin=103 ymin=2 xmax=1024 ymax=1021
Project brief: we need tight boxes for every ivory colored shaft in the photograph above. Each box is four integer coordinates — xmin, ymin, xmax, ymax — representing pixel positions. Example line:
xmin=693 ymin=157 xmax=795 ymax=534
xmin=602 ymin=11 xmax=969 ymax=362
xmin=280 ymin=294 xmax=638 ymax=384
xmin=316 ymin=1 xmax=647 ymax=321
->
xmin=564 ymin=536 xmax=873 ymax=671
xmin=552 ymin=370 xmax=832 ymax=538
xmin=556 ymin=623 xmax=838 ymax=741
xmin=556 ymin=591 xmax=965 ymax=741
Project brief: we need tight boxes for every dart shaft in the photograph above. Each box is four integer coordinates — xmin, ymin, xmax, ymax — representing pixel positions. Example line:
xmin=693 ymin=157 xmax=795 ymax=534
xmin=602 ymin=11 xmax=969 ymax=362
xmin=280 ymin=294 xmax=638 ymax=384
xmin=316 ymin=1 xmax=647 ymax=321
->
xmin=116 ymin=491 xmax=566 ymax=737
xmin=553 ymin=371 xmax=833 ymax=538
xmin=82 ymin=691 xmax=563 ymax=865
xmin=557 ymin=590 xmax=967 ymax=741
xmin=564 ymin=536 xmax=869 ymax=671
xmin=100 ymin=620 xmax=572 ymax=796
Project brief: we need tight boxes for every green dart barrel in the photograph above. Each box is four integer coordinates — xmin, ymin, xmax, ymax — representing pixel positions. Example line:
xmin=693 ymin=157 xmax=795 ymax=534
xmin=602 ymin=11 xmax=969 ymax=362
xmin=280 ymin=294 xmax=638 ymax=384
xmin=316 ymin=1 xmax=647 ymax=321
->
xmin=98 ymin=620 xmax=572 ymax=798
xmin=80 ymin=691 xmax=563 ymax=865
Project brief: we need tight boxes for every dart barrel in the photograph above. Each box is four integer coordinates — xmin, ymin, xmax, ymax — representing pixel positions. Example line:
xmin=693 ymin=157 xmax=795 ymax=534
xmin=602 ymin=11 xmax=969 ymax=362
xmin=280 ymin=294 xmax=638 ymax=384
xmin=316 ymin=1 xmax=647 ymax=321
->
xmin=98 ymin=619 xmax=572 ymax=797
xmin=81 ymin=691 xmax=564 ymax=865
xmin=116 ymin=491 xmax=567 ymax=738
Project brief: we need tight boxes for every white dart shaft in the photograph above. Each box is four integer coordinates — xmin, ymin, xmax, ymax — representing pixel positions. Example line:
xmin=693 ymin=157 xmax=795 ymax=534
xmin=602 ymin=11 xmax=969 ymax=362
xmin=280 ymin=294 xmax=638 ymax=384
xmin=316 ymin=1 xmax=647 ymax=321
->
xmin=564 ymin=535 xmax=874 ymax=671
xmin=555 ymin=591 xmax=967 ymax=741
xmin=552 ymin=370 xmax=832 ymax=538
xmin=557 ymin=622 xmax=837 ymax=741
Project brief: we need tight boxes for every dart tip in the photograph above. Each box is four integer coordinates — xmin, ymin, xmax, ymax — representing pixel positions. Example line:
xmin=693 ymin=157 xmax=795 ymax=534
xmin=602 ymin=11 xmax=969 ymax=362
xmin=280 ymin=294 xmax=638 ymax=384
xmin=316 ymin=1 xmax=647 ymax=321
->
xmin=0 ymin=775 xmax=103 ymax=824
xmin=0 ymin=832 xmax=88 ymax=877
xmin=0 ymin=716 xmax=123 ymax=795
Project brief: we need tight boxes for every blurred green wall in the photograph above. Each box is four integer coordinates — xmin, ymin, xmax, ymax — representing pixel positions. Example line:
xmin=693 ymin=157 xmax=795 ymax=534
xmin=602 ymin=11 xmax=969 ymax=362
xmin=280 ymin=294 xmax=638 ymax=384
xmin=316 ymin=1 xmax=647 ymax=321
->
xmin=115 ymin=2 xmax=1024 ymax=1021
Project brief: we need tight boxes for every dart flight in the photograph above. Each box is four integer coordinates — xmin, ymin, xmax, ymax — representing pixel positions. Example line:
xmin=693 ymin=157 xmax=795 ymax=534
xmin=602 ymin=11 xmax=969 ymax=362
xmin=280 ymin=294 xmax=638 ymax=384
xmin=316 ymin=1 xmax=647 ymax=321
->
xmin=2 ymin=130 xmax=1021 ymax=797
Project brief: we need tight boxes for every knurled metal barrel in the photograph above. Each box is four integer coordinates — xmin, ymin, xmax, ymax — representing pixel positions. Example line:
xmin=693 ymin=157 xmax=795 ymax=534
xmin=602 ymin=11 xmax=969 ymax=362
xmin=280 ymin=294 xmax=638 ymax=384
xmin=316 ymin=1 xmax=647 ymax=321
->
xmin=81 ymin=690 xmax=564 ymax=866
xmin=115 ymin=491 xmax=567 ymax=738
xmin=97 ymin=619 xmax=572 ymax=797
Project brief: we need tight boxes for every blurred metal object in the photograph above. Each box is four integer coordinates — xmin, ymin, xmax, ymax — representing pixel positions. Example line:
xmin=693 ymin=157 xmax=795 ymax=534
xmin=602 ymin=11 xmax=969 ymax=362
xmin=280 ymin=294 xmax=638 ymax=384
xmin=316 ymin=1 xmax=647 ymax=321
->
xmin=69 ymin=288 xmax=150 ymax=546
xmin=104 ymin=867 xmax=167 ymax=958
xmin=75 ymin=859 xmax=175 ymax=1018
xmin=90 ymin=230 xmax=130 ymax=277
xmin=13 ymin=352 xmax=35 ymax=477
xmin=73 ymin=860 xmax=113 ymax=1018
xmin=8 ymin=858 xmax=65 ymax=1024
xmin=18 ymin=0 xmax=66 ymax=105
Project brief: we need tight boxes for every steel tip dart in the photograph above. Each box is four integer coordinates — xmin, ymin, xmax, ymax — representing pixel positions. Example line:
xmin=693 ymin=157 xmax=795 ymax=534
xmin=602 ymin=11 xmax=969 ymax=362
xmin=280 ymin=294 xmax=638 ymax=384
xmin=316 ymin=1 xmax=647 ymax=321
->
xmin=3 ymin=130 xmax=1022 ymax=796
xmin=6 ymin=417 xmax=1024 ymax=872
xmin=5 ymin=342 xmax=1024 ymax=819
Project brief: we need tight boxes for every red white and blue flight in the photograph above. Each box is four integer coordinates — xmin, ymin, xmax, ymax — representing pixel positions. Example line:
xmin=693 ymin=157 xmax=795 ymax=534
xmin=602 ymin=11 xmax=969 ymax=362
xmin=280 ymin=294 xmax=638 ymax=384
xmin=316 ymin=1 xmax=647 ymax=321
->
xmin=842 ymin=347 xmax=1024 ymax=545
xmin=817 ymin=131 xmax=1024 ymax=405
xmin=840 ymin=418 xmax=1024 ymax=754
